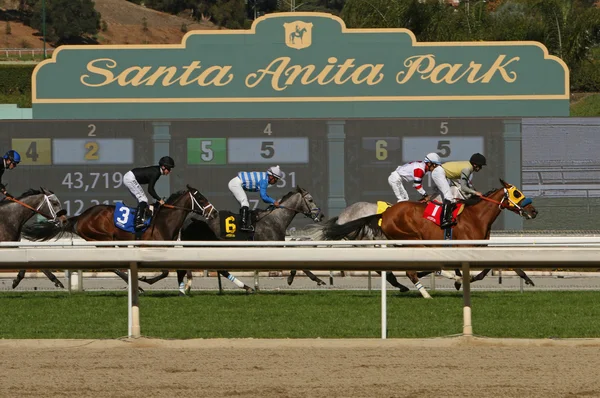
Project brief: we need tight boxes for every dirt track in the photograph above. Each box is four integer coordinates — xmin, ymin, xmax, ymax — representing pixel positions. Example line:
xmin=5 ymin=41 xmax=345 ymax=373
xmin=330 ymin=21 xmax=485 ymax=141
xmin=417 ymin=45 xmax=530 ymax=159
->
xmin=1 ymin=337 xmax=600 ymax=397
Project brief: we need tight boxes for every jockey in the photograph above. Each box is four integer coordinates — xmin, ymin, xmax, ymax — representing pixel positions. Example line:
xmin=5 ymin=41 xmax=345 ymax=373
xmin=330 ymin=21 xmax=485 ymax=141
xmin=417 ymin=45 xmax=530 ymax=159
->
xmin=388 ymin=153 xmax=442 ymax=202
xmin=0 ymin=150 xmax=21 ymax=195
xmin=123 ymin=156 xmax=174 ymax=231
xmin=432 ymin=153 xmax=487 ymax=229
xmin=228 ymin=165 xmax=282 ymax=231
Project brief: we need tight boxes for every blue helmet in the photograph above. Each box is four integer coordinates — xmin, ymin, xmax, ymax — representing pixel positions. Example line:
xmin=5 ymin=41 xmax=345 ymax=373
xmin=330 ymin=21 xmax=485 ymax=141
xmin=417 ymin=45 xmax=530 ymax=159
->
xmin=3 ymin=150 xmax=21 ymax=164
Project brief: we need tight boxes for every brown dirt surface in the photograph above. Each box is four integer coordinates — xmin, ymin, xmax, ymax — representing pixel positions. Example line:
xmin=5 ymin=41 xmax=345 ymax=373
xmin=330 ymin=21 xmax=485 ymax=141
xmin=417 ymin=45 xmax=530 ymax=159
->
xmin=2 ymin=337 xmax=600 ymax=397
xmin=0 ymin=0 xmax=220 ymax=49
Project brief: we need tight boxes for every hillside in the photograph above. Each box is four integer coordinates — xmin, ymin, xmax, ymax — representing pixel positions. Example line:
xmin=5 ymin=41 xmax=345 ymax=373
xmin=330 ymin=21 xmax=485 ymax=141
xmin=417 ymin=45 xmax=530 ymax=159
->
xmin=0 ymin=0 xmax=220 ymax=50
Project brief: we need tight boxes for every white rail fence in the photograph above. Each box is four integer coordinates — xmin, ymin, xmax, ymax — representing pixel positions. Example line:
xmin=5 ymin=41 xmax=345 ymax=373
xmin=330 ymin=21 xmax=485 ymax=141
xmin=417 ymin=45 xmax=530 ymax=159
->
xmin=2 ymin=238 xmax=600 ymax=339
xmin=1 ymin=48 xmax=54 ymax=58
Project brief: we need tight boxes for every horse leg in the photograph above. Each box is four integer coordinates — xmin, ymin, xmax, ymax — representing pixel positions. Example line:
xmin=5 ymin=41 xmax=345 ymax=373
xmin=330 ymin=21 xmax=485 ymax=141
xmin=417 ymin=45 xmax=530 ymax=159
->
xmin=287 ymin=270 xmax=297 ymax=286
xmin=42 ymin=270 xmax=64 ymax=289
xmin=376 ymin=271 xmax=410 ymax=292
xmin=185 ymin=270 xmax=193 ymax=294
xmin=177 ymin=270 xmax=187 ymax=296
xmin=303 ymin=270 xmax=327 ymax=286
xmin=113 ymin=270 xmax=145 ymax=294
xmin=12 ymin=270 xmax=26 ymax=289
xmin=219 ymin=271 xmax=254 ymax=293
xmin=139 ymin=270 xmax=169 ymax=285
xmin=514 ymin=269 xmax=535 ymax=286
xmin=405 ymin=271 xmax=432 ymax=299
xmin=472 ymin=269 xmax=492 ymax=282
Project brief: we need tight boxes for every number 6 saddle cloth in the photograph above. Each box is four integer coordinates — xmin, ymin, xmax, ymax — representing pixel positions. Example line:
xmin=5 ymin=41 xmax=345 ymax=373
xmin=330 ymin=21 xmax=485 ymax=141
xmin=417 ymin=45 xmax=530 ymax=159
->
xmin=218 ymin=210 xmax=257 ymax=240
xmin=114 ymin=202 xmax=152 ymax=233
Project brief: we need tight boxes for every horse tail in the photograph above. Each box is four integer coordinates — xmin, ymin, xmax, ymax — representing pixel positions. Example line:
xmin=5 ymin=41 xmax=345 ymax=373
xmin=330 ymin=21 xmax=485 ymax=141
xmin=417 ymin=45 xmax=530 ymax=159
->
xmin=300 ymin=216 xmax=339 ymax=241
xmin=21 ymin=216 xmax=79 ymax=242
xmin=322 ymin=214 xmax=383 ymax=241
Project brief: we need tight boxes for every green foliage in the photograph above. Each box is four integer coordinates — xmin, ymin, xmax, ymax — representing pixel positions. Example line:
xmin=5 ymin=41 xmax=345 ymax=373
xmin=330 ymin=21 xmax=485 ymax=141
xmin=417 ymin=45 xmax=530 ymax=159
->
xmin=204 ymin=0 xmax=247 ymax=29
xmin=571 ymin=93 xmax=600 ymax=117
xmin=29 ymin=0 xmax=101 ymax=44
xmin=0 ymin=64 xmax=35 ymax=96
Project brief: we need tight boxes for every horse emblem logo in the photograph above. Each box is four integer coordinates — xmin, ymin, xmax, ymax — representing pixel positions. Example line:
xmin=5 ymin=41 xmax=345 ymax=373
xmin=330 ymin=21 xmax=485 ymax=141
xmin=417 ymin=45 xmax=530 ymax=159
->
xmin=283 ymin=21 xmax=313 ymax=50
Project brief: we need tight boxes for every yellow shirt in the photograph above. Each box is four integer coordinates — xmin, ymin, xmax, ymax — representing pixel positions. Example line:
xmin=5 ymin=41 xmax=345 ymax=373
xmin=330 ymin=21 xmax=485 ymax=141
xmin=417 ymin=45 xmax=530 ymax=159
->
xmin=441 ymin=161 xmax=473 ymax=180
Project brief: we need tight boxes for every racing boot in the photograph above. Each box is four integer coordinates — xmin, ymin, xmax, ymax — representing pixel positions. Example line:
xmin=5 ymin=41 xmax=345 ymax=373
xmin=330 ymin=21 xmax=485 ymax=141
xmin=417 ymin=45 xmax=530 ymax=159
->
xmin=240 ymin=206 xmax=253 ymax=232
xmin=440 ymin=200 xmax=457 ymax=230
xmin=134 ymin=201 xmax=148 ymax=231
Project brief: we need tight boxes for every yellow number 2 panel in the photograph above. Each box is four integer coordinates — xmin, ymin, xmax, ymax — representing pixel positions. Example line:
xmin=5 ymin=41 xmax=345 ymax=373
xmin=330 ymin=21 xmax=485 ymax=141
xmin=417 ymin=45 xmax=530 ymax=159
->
xmin=11 ymin=139 xmax=52 ymax=166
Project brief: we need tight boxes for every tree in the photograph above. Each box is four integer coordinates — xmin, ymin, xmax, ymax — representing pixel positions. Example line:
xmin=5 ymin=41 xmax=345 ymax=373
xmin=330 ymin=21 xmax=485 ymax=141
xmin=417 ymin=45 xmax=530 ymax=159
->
xmin=29 ymin=0 xmax=101 ymax=44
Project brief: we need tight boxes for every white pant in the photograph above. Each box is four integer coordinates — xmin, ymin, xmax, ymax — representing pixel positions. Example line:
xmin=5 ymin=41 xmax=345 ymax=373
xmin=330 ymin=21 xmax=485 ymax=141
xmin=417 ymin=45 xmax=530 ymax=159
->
xmin=123 ymin=171 xmax=148 ymax=204
xmin=228 ymin=177 xmax=249 ymax=207
xmin=387 ymin=172 xmax=409 ymax=202
xmin=431 ymin=167 xmax=457 ymax=203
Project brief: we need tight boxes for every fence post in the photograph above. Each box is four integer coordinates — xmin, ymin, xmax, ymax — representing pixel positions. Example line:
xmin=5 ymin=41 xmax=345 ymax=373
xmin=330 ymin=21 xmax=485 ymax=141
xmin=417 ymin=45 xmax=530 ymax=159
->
xmin=462 ymin=263 xmax=473 ymax=337
xmin=128 ymin=263 xmax=141 ymax=338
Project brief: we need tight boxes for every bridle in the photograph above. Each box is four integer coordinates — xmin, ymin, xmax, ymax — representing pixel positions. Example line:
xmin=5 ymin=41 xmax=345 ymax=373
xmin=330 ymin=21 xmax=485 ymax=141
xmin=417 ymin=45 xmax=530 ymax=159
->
xmin=476 ymin=188 xmax=534 ymax=219
xmin=4 ymin=193 xmax=67 ymax=222
xmin=264 ymin=191 xmax=323 ymax=222
xmin=160 ymin=190 xmax=216 ymax=219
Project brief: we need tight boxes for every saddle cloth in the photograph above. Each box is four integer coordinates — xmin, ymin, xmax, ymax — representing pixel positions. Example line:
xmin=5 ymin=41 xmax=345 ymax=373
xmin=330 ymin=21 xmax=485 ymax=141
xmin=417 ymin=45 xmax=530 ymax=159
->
xmin=376 ymin=201 xmax=391 ymax=227
xmin=219 ymin=210 xmax=256 ymax=241
xmin=114 ymin=202 xmax=152 ymax=233
xmin=422 ymin=201 xmax=465 ymax=227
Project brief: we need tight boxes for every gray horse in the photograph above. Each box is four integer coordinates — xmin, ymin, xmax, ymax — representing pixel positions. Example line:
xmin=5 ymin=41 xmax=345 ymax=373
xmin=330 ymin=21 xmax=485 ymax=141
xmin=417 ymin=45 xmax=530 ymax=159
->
xmin=1 ymin=188 xmax=67 ymax=289
xmin=301 ymin=201 xmax=464 ymax=298
xmin=177 ymin=185 xmax=325 ymax=291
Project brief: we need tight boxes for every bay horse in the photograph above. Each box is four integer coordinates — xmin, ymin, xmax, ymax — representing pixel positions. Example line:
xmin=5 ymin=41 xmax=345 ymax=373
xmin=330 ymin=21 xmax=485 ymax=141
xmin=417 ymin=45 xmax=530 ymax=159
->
xmin=180 ymin=185 xmax=326 ymax=291
xmin=21 ymin=185 xmax=215 ymax=292
xmin=316 ymin=179 xmax=538 ymax=297
xmin=1 ymin=188 xmax=67 ymax=289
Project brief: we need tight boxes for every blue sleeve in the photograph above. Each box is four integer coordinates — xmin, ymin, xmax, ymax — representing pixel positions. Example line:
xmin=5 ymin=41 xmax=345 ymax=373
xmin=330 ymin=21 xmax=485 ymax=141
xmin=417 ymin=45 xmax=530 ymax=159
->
xmin=258 ymin=179 xmax=275 ymax=204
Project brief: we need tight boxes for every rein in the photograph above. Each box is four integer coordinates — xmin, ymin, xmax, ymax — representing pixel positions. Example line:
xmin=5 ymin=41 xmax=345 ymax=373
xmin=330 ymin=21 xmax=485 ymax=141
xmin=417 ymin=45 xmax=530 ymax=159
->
xmin=4 ymin=194 xmax=60 ymax=221
xmin=475 ymin=190 xmax=526 ymax=215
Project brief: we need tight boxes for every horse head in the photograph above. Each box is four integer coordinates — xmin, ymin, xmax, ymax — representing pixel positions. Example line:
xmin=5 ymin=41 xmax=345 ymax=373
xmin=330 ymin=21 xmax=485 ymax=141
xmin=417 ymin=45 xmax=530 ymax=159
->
xmin=283 ymin=185 xmax=324 ymax=222
xmin=185 ymin=184 xmax=216 ymax=219
xmin=498 ymin=179 xmax=538 ymax=220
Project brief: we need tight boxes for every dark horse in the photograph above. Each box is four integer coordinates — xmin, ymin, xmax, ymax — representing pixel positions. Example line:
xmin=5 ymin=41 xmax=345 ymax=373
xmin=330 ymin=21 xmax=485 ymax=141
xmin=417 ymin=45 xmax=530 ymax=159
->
xmin=21 ymin=185 xmax=215 ymax=292
xmin=2 ymin=188 xmax=67 ymax=289
xmin=180 ymin=185 xmax=326 ymax=291
xmin=315 ymin=179 xmax=538 ymax=297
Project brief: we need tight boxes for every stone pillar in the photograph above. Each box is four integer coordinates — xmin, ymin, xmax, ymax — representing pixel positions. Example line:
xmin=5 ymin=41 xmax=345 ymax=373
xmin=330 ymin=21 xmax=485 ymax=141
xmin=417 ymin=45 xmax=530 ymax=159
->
xmin=152 ymin=121 xmax=171 ymax=197
xmin=503 ymin=119 xmax=523 ymax=231
xmin=326 ymin=120 xmax=347 ymax=217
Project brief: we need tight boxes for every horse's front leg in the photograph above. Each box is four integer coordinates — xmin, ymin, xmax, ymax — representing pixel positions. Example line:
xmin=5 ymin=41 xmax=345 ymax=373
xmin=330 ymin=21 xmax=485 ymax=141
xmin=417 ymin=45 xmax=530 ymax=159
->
xmin=113 ymin=270 xmax=145 ymax=293
xmin=375 ymin=271 xmax=410 ymax=292
xmin=514 ymin=269 xmax=535 ymax=286
xmin=139 ymin=270 xmax=169 ymax=285
xmin=405 ymin=271 xmax=432 ymax=299
xmin=12 ymin=270 xmax=26 ymax=289
xmin=219 ymin=271 xmax=254 ymax=293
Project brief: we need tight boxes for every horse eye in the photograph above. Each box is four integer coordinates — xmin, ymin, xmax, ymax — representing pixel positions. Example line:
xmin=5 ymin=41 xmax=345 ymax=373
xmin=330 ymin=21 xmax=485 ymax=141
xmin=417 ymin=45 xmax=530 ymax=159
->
xmin=514 ymin=191 xmax=522 ymax=198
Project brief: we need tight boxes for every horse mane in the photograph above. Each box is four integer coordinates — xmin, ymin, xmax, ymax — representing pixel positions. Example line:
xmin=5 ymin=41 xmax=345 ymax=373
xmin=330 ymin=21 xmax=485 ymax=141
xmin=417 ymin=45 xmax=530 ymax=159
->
xmin=17 ymin=189 xmax=45 ymax=199
xmin=461 ymin=188 xmax=500 ymax=206
xmin=280 ymin=187 xmax=301 ymax=203
xmin=166 ymin=190 xmax=186 ymax=204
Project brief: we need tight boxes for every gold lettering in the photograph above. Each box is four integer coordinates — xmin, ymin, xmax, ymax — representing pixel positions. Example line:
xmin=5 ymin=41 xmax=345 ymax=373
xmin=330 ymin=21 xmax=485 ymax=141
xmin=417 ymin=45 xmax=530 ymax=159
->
xmin=245 ymin=57 xmax=290 ymax=91
xmin=117 ymin=66 xmax=153 ymax=86
xmin=480 ymin=55 xmax=519 ymax=83
xmin=284 ymin=64 xmax=318 ymax=87
xmin=195 ymin=65 xmax=234 ymax=86
xmin=422 ymin=63 xmax=464 ymax=84
xmin=351 ymin=64 xmax=384 ymax=85
xmin=138 ymin=66 xmax=179 ymax=86
xmin=396 ymin=55 xmax=435 ymax=84
xmin=80 ymin=58 xmax=117 ymax=87
xmin=332 ymin=59 xmax=357 ymax=84
xmin=177 ymin=61 xmax=203 ymax=85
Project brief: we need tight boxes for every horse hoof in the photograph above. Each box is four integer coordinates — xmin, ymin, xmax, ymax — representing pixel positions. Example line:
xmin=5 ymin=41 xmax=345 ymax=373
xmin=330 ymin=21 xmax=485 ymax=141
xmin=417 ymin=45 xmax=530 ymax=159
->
xmin=138 ymin=287 xmax=145 ymax=294
xmin=139 ymin=276 xmax=147 ymax=282
xmin=317 ymin=280 xmax=326 ymax=286
xmin=55 ymin=281 xmax=65 ymax=289
xmin=399 ymin=286 xmax=410 ymax=293
xmin=178 ymin=291 xmax=186 ymax=297
xmin=287 ymin=276 xmax=294 ymax=286
xmin=244 ymin=286 xmax=255 ymax=294
xmin=12 ymin=279 xmax=19 ymax=289
xmin=526 ymin=280 xmax=535 ymax=287
xmin=454 ymin=282 xmax=462 ymax=291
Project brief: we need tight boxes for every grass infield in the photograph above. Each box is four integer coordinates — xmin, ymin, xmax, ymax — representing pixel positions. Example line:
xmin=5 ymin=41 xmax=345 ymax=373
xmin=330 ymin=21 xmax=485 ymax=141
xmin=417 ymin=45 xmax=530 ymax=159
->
xmin=1 ymin=290 xmax=600 ymax=339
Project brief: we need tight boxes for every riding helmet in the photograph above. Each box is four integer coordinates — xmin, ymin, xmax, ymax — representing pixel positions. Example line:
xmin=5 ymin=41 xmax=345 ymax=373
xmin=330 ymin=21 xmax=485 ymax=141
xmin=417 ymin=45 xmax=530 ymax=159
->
xmin=424 ymin=152 xmax=442 ymax=165
xmin=159 ymin=156 xmax=175 ymax=170
xmin=469 ymin=153 xmax=487 ymax=167
xmin=267 ymin=165 xmax=283 ymax=179
xmin=3 ymin=150 xmax=21 ymax=164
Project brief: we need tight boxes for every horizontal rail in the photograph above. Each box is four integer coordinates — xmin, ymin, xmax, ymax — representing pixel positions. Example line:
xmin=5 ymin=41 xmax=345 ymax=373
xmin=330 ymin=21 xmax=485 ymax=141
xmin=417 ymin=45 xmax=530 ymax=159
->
xmin=1 ymin=246 xmax=600 ymax=270
xmin=6 ymin=237 xmax=600 ymax=247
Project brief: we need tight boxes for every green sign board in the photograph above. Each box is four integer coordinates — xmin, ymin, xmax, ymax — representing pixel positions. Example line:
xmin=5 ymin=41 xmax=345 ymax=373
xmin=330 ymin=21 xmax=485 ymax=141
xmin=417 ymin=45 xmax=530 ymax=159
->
xmin=32 ymin=12 xmax=569 ymax=120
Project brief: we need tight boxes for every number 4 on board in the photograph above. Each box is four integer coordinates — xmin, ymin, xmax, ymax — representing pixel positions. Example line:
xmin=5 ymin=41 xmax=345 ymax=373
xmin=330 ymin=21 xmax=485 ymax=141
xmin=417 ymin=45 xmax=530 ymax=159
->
xmin=263 ymin=123 xmax=272 ymax=136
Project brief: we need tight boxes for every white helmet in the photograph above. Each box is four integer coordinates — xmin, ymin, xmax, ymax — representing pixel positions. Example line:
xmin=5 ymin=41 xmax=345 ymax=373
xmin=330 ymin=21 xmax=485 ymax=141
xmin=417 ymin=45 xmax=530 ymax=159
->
xmin=267 ymin=165 xmax=283 ymax=179
xmin=424 ymin=153 xmax=442 ymax=165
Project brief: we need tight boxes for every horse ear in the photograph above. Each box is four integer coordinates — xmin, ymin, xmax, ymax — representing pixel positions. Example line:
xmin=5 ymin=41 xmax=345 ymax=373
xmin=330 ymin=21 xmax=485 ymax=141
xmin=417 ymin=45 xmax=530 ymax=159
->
xmin=498 ymin=178 xmax=510 ymax=188
xmin=186 ymin=184 xmax=192 ymax=190
xmin=296 ymin=185 xmax=302 ymax=191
